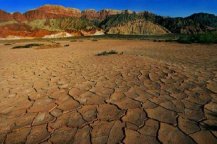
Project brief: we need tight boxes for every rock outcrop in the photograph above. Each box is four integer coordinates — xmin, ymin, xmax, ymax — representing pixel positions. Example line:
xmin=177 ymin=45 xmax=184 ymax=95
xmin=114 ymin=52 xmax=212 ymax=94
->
xmin=82 ymin=9 xmax=99 ymax=20
xmin=98 ymin=9 xmax=122 ymax=20
xmin=0 ymin=10 xmax=13 ymax=21
xmin=107 ymin=20 xmax=170 ymax=35
xmin=13 ymin=12 xmax=27 ymax=22
xmin=24 ymin=5 xmax=81 ymax=20
xmin=82 ymin=9 xmax=132 ymax=20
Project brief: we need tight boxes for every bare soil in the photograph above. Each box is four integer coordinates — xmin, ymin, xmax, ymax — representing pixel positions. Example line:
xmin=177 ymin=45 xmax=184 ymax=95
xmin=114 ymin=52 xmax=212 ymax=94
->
xmin=0 ymin=40 xmax=217 ymax=144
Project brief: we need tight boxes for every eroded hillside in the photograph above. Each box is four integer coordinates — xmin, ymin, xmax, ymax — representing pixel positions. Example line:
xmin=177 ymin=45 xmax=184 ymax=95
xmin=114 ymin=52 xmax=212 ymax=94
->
xmin=0 ymin=5 xmax=216 ymax=38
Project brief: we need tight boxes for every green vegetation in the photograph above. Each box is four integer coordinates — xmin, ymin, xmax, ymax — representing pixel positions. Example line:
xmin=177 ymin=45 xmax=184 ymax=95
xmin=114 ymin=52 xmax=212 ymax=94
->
xmin=178 ymin=32 xmax=217 ymax=44
xmin=88 ymin=33 xmax=217 ymax=44
xmin=96 ymin=50 xmax=119 ymax=56
xmin=12 ymin=43 xmax=43 ymax=49
xmin=88 ymin=34 xmax=178 ymax=41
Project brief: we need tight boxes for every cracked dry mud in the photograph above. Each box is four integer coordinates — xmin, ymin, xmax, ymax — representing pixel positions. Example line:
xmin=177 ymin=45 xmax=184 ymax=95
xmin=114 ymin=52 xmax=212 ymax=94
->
xmin=0 ymin=40 xmax=217 ymax=144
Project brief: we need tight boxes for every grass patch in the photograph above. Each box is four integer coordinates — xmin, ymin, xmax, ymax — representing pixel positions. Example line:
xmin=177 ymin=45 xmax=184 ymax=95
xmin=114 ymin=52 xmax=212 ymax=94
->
xmin=177 ymin=33 xmax=217 ymax=44
xmin=12 ymin=43 xmax=43 ymax=49
xmin=50 ymin=34 xmax=177 ymax=42
xmin=35 ymin=43 xmax=61 ymax=50
xmin=96 ymin=50 xmax=120 ymax=56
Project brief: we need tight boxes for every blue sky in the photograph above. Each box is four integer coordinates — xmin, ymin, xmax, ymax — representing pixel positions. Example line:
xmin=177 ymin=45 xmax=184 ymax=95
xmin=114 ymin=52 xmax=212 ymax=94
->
xmin=0 ymin=0 xmax=216 ymax=17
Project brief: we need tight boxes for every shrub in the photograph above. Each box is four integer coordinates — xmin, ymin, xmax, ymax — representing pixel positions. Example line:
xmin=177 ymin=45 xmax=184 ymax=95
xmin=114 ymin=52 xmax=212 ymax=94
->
xmin=96 ymin=50 xmax=119 ymax=56
xmin=12 ymin=43 xmax=43 ymax=49
xmin=35 ymin=43 xmax=61 ymax=50
xmin=64 ymin=44 xmax=70 ymax=47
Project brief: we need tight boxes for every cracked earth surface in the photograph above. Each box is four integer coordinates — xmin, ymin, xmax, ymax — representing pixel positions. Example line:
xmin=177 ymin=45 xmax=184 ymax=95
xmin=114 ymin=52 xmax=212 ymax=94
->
xmin=0 ymin=40 xmax=217 ymax=144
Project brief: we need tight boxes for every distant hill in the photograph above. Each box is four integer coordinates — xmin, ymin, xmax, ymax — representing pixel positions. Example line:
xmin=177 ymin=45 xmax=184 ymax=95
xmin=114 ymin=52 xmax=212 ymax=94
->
xmin=106 ymin=19 xmax=169 ymax=35
xmin=0 ymin=5 xmax=216 ymax=38
xmin=101 ymin=12 xmax=217 ymax=34
xmin=155 ymin=13 xmax=217 ymax=34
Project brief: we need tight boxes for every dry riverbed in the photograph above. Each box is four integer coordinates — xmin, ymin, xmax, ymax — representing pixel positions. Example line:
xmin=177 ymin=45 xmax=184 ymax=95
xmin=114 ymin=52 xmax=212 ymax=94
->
xmin=0 ymin=39 xmax=217 ymax=144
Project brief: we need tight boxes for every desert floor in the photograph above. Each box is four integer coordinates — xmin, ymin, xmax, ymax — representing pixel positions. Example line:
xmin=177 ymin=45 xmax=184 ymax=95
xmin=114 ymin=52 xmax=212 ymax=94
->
xmin=0 ymin=39 xmax=217 ymax=144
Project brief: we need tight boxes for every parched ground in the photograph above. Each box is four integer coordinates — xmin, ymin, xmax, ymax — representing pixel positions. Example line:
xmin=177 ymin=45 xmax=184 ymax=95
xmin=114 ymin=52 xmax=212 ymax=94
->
xmin=0 ymin=39 xmax=217 ymax=144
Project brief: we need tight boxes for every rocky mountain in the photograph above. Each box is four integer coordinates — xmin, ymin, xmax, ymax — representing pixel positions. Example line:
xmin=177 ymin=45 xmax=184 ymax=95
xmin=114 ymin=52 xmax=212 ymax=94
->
xmin=157 ymin=15 xmax=210 ymax=34
xmin=0 ymin=5 xmax=129 ymax=22
xmin=187 ymin=13 xmax=217 ymax=27
xmin=102 ymin=12 xmax=217 ymax=34
xmin=0 ymin=4 xmax=216 ymax=38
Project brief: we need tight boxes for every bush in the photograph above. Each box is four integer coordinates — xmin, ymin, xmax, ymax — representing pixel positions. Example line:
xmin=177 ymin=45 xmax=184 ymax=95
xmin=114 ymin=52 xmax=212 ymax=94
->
xmin=64 ymin=44 xmax=70 ymax=47
xmin=12 ymin=43 xmax=43 ymax=49
xmin=35 ymin=43 xmax=61 ymax=50
xmin=177 ymin=33 xmax=217 ymax=44
xmin=177 ymin=36 xmax=193 ymax=44
xmin=96 ymin=50 xmax=119 ymax=56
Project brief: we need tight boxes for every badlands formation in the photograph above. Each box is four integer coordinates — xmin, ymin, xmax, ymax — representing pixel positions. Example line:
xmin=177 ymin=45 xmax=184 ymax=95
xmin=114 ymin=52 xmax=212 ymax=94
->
xmin=0 ymin=5 xmax=216 ymax=39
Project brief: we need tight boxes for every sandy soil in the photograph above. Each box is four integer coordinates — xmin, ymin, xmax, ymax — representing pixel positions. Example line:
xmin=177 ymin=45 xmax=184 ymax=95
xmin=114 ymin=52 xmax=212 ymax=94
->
xmin=0 ymin=39 xmax=217 ymax=144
